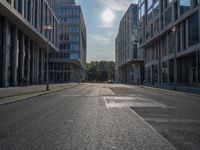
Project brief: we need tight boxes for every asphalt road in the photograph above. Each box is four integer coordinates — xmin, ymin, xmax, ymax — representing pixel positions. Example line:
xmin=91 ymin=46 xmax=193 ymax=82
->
xmin=0 ymin=83 xmax=199 ymax=150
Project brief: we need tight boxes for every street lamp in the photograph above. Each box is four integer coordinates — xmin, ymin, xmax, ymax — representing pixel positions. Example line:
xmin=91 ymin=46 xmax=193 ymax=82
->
xmin=44 ymin=24 xmax=53 ymax=91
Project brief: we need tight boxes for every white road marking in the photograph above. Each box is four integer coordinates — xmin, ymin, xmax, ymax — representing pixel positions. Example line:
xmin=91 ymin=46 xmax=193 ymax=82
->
xmin=104 ymin=96 xmax=169 ymax=109
xmin=104 ymin=97 xmax=109 ymax=109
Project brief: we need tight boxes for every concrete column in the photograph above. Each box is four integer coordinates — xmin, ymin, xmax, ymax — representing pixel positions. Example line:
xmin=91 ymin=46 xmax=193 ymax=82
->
xmin=36 ymin=0 xmax=40 ymax=30
xmin=196 ymin=50 xmax=198 ymax=85
xmin=166 ymin=34 xmax=170 ymax=84
xmin=30 ymin=41 xmax=34 ymax=84
xmin=174 ymin=58 xmax=177 ymax=84
xmin=11 ymin=26 xmax=18 ymax=86
xmin=180 ymin=23 xmax=183 ymax=51
xmin=31 ymin=0 xmax=35 ymax=26
xmin=14 ymin=0 xmax=18 ymax=10
xmin=26 ymin=38 xmax=31 ymax=84
xmin=36 ymin=45 xmax=39 ymax=84
xmin=22 ymin=0 xmax=25 ymax=16
xmin=34 ymin=46 xmax=37 ymax=84
xmin=174 ymin=28 xmax=178 ymax=85
xmin=158 ymin=42 xmax=161 ymax=84
xmin=185 ymin=20 xmax=189 ymax=49
xmin=40 ymin=49 xmax=44 ymax=84
xmin=11 ymin=0 xmax=14 ymax=7
xmin=2 ymin=19 xmax=9 ymax=87
xmin=20 ymin=32 xmax=25 ymax=82
xmin=160 ymin=40 xmax=163 ymax=84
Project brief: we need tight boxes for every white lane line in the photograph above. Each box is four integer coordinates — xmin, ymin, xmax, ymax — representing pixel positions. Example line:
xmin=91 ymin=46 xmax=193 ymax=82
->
xmin=104 ymin=97 xmax=109 ymax=109
xmin=128 ymin=107 xmax=177 ymax=150
xmin=106 ymin=88 xmax=116 ymax=95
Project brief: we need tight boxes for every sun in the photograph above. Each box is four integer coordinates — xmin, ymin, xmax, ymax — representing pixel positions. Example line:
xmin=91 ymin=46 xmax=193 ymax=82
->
xmin=102 ymin=9 xmax=115 ymax=24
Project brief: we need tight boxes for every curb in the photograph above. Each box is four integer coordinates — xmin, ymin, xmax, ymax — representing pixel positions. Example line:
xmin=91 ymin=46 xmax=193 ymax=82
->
xmin=0 ymin=84 xmax=79 ymax=105
xmin=133 ymin=85 xmax=200 ymax=97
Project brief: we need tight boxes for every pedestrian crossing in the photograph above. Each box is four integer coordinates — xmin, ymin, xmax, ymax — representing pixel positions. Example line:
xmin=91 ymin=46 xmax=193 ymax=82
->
xmin=104 ymin=94 xmax=168 ymax=109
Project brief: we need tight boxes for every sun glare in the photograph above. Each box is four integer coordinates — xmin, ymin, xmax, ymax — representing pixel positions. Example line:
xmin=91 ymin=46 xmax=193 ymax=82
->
xmin=102 ymin=9 xmax=115 ymax=24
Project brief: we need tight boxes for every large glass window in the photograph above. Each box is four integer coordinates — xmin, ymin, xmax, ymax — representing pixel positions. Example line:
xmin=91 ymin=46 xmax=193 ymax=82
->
xmin=140 ymin=4 xmax=145 ymax=18
xmin=168 ymin=31 xmax=176 ymax=54
xmin=70 ymin=35 xmax=80 ymax=41
xmin=188 ymin=12 xmax=199 ymax=46
xmin=154 ymin=19 xmax=159 ymax=34
xmin=148 ymin=0 xmax=153 ymax=8
xmin=193 ymin=0 xmax=200 ymax=6
xmin=154 ymin=0 xmax=160 ymax=16
xmin=162 ymin=36 xmax=167 ymax=57
xmin=180 ymin=0 xmax=191 ymax=14
xmin=70 ymin=53 xmax=80 ymax=60
xmin=162 ymin=62 xmax=168 ymax=83
xmin=165 ymin=7 xmax=172 ymax=26
xmin=70 ymin=44 xmax=80 ymax=50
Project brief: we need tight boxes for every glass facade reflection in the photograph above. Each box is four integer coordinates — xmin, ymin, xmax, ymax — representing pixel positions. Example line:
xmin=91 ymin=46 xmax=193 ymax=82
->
xmin=139 ymin=0 xmax=200 ymax=86
xmin=180 ymin=0 xmax=191 ymax=14
xmin=188 ymin=12 xmax=199 ymax=46
xmin=48 ymin=0 xmax=87 ymax=83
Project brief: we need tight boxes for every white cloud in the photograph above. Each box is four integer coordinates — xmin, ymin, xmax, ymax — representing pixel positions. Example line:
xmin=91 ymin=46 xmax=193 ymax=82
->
xmin=96 ymin=0 xmax=137 ymax=11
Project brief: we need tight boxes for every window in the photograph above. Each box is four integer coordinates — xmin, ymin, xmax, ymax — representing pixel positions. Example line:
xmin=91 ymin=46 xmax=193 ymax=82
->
xmin=182 ymin=21 xmax=187 ymax=50
xmin=133 ymin=45 xmax=137 ymax=59
xmin=140 ymin=4 xmax=145 ymax=19
xmin=174 ymin=2 xmax=178 ymax=20
xmin=70 ymin=53 xmax=80 ymax=60
xmin=165 ymin=7 xmax=172 ymax=26
xmin=148 ymin=0 xmax=153 ymax=9
xmin=70 ymin=35 xmax=80 ymax=41
xmin=188 ymin=12 xmax=199 ymax=46
xmin=154 ymin=1 xmax=160 ymax=16
xmin=162 ymin=36 xmax=167 ymax=57
xmin=193 ymin=0 xmax=200 ymax=6
xmin=70 ymin=44 xmax=80 ymax=50
xmin=154 ymin=19 xmax=159 ymax=34
xmin=162 ymin=62 xmax=168 ymax=83
xmin=168 ymin=31 xmax=176 ymax=54
xmin=180 ymin=0 xmax=191 ymax=14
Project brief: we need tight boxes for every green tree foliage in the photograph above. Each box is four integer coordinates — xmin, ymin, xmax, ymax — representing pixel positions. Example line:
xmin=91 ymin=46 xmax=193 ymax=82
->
xmin=86 ymin=61 xmax=115 ymax=82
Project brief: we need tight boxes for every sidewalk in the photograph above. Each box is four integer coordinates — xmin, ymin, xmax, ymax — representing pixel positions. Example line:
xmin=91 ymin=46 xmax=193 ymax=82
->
xmin=133 ymin=84 xmax=200 ymax=95
xmin=0 ymin=83 xmax=78 ymax=105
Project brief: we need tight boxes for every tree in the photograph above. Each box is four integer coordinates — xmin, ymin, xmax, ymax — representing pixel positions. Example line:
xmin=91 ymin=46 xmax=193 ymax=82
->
xmin=86 ymin=61 xmax=115 ymax=82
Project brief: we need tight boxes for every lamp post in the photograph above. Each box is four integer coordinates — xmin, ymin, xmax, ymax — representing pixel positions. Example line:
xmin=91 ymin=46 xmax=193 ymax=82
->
xmin=44 ymin=24 xmax=53 ymax=91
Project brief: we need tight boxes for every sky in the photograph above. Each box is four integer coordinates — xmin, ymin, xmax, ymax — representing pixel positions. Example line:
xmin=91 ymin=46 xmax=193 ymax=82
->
xmin=75 ymin=0 xmax=138 ymax=63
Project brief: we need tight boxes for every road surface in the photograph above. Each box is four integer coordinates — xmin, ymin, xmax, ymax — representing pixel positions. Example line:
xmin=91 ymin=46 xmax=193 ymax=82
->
xmin=0 ymin=83 xmax=200 ymax=150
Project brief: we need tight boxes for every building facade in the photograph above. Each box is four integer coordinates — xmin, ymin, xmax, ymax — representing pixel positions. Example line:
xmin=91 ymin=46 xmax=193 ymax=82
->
xmin=0 ymin=0 xmax=58 ymax=87
xmin=138 ymin=0 xmax=200 ymax=86
xmin=48 ymin=0 xmax=87 ymax=83
xmin=115 ymin=4 xmax=144 ymax=84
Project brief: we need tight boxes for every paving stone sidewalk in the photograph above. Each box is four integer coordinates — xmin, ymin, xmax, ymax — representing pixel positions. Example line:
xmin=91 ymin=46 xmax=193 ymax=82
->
xmin=0 ymin=83 xmax=78 ymax=100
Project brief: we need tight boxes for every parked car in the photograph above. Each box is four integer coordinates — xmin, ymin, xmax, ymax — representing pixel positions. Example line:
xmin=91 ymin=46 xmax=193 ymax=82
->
xmin=107 ymin=80 xmax=114 ymax=84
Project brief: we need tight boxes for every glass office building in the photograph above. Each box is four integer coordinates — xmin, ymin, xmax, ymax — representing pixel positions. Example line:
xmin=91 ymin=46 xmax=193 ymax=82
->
xmin=138 ymin=0 xmax=200 ymax=86
xmin=48 ymin=0 xmax=87 ymax=83
xmin=0 ymin=0 xmax=58 ymax=87
xmin=115 ymin=4 xmax=144 ymax=84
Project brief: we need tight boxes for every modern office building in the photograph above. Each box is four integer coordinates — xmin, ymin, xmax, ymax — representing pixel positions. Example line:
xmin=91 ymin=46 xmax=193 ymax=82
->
xmin=138 ymin=0 xmax=200 ymax=86
xmin=0 ymin=0 xmax=58 ymax=87
xmin=115 ymin=4 xmax=144 ymax=84
xmin=48 ymin=0 xmax=87 ymax=83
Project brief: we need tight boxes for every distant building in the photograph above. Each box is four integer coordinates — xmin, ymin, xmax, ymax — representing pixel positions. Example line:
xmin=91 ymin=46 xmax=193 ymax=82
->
xmin=115 ymin=4 xmax=144 ymax=84
xmin=138 ymin=0 xmax=200 ymax=86
xmin=48 ymin=0 xmax=87 ymax=83
xmin=0 ymin=0 xmax=58 ymax=87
